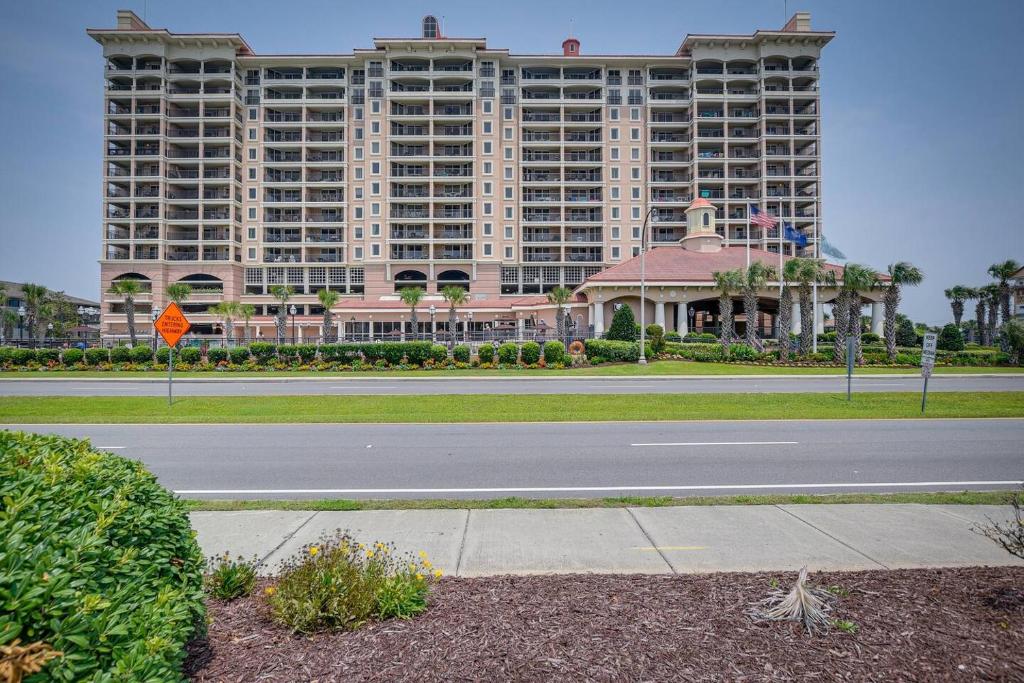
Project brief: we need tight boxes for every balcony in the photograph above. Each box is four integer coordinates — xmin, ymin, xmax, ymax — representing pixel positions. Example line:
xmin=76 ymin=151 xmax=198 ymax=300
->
xmin=391 ymin=246 xmax=428 ymax=260
xmin=523 ymin=229 xmax=560 ymax=243
xmin=522 ymin=212 xmax=560 ymax=223
xmin=435 ymin=227 xmax=473 ymax=240
xmin=306 ymin=230 xmax=343 ymax=243
xmin=433 ymin=165 xmax=472 ymax=178
xmin=390 ymin=206 xmax=429 ymax=219
xmin=435 ymin=246 xmax=473 ymax=260
xmin=434 ymin=206 xmax=472 ymax=219
xmin=265 ymin=230 xmax=301 ymax=243
xmin=390 ymin=227 xmax=429 ymax=239
xmin=264 ymin=249 xmax=302 ymax=263
xmin=566 ymin=229 xmax=602 ymax=243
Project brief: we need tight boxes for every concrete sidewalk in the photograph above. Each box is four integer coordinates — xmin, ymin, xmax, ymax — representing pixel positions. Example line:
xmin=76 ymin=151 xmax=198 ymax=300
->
xmin=191 ymin=504 xmax=1023 ymax=577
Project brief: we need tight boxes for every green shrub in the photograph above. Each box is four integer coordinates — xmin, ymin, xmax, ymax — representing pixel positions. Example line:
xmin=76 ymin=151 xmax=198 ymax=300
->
xmin=277 ymin=344 xmax=297 ymax=361
xmin=895 ymin=352 xmax=919 ymax=365
xmin=206 ymin=553 xmax=258 ymax=600
xmin=0 ymin=347 xmax=12 ymax=365
xmin=895 ymin=315 xmax=917 ymax=347
xmin=430 ymin=344 xmax=448 ymax=363
xmin=861 ymin=332 xmax=881 ymax=344
xmin=729 ymin=343 xmax=759 ymax=361
xmin=363 ymin=342 xmax=433 ymax=366
xmin=452 ymin=344 xmax=470 ymax=363
xmin=156 ymin=346 xmax=171 ymax=364
xmin=664 ymin=342 xmax=725 ymax=362
xmin=84 ymin=347 xmax=109 ymax=365
xmin=645 ymin=324 xmax=665 ymax=354
xmin=543 ymin=340 xmax=565 ymax=365
xmin=179 ymin=347 xmax=202 ymax=364
xmin=266 ymin=534 xmax=437 ymax=633
xmin=477 ymin=343 xmax=495 ymax=364
xmin=295 ymin=344 xmax=318 ymax=362
xmin=520 ymin=341 xmax=541 ymax=364
xmin=322 ymin=343 xmax=363 ymax=362
xmin=10 ymin=348 xmax=36 ymax=366
xmin=130 ymin=344 xmax=153 ymax=363
xmin=229 ymin=346 xmax=251 ymax=364
xmin=585 ymin=339 xmax=639 ymax=362
xmin=208 ymin=347 xmax=229 ymax=364
xmin=937 ymin=323 xmax=965 ymax=352
xmin=665 ymin=332 xmax=682 ymax=343
xmin=110 ymin=345 xmax=132 ymax=363
xmin=498 ymin=342 xmax=519 ymax=365
xmin=36 ymin=348 xmax=60 ymax=364
xmin=683 ymin=332 xmax=718 ymax=343
xmin=249 ymin=341 xmax=277 ymax=362
xmin=61 ymin=347 xmax=84 ymax=365
xmin=605 ymin=304 xmax=638 ymax=341
xmin=0 ymin=431 xmax=204 ymax=681
xmin=817 ymin=331 xmax=837 ymax=343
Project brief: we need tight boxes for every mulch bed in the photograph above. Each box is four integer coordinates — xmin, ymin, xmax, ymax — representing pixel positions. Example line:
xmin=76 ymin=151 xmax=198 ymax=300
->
xmin=188 ymin=567 xmax=1024 ymax=682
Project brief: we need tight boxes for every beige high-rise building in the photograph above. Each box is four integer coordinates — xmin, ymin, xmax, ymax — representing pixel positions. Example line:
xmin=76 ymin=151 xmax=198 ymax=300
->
xmin=89 ymin=10 xmax=833 ymax=341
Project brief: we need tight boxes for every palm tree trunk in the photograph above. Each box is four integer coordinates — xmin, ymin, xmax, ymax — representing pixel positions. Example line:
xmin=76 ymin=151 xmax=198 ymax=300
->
xmin=1001 ymin=286 xmax=1011 ymax=326
xmin=718 ymin=293 xmax=733 ymax=351
xmin=848 ymin=293 xmax=863 ymax=365
xmin=987 ymin=302 xmax=998 ymax=346
xmin=831 ymin=292 xmax=849 ymax=365
xmin=410 ymin=308 xmax=418 ymax=340
xmin=744 ymin=287 xmax=758 ymax=346
xmin=276 ymin=310 xmax=286 ymax=344
xmin=125 ymin=296 xmax=137 ymax=346
xmin=976 ymin=301 xmax=987 ymax=346
xmin=225 ymin=318 xmax=234 ymax=344
xmin=322 ymin=311 xmax=332 ymax=343
xmin=777 ymin=285 xmax=792 ymax=358
xmin=951 ymin=302 xmax=963 ymax=328
xmin=448 ymin=308 xmax=456 ymax=351
xmin=883 ymin=285 xmax=900 ymax=361
xmin=798 ymin=283 xmax=813 ymax=356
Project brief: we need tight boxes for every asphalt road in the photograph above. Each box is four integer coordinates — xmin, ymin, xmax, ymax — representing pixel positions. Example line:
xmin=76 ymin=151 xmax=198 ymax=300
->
xmin=8 ymin=419 xmax=1022 ymax=499
xmin=1 ymin=374 xmax=1021 ymax=396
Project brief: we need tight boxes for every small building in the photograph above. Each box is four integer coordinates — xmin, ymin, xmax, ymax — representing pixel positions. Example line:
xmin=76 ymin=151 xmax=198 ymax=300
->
xmin=1 ymin=280 xmax=101 ymax=342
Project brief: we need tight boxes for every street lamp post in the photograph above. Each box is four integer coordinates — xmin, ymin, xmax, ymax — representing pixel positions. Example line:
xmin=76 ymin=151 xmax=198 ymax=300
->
xmin=429 ymin=304 xmax=436 ymax=342
xmin=467 ymin=310 xmax=473 ymax=343
xmin=151 ymin=306 xmax=162 ymax=349
xmin=289 ymin=305 xmax=296 ymax=342
xmin=349 ymin=316 xmax=356 ymax=342
xmin=17 ymin=305 xmax=26 ymax=342
xmin=638 ymin=208 xmax=660 ymax=365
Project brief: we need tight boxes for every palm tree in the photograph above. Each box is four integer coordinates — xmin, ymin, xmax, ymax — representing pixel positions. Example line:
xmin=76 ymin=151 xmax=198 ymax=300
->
xmin=971 ymin=287 xmax=987 ymax=346
xmin=165 ymin=282 xmax=192 ymax=305
xmin=398 ymin=286 xmax=425 ymax=340
xmin=440 ymin=285 xmax=468 ymax=350
xmin=207 ymin=301 xmax=240 ymax=344
xmin=944 ymin=285 xmax=972 ymax=328
xmin=988 ymin=259 xmax=1021 ymax=326
xmin=269 ymin=285 xmax=293 ymax=343
xmin=1 ymin=309 xmax=15 ymax=341
xmin=546 ymin=286 xmax=574 ymax=345
xmin=883 ymin=261 xmax=924 ymax=361
xmin=776 ymin=263 xmax=797 ymax=358
xmin=106 ymin=279 xmax=140 ymax=346
xmin=712 ymin=269 xmax=743 ymax=350
xmin=238 ymin=303 xmax=256 ymax=343
xmin=784 ymin=258 xmax=825 ymax=356
xmin=839 ymin=263 xmax=879 ymax=365
xmin=982 ymin=283 xmax=1001 ymax=346
xmin=740 ymin=262 xmax=775 ymax=348
xmin=317 ymin=288 xmax=340 ymax=343
xmin=20 ymin=283 xmax=48 ymax=343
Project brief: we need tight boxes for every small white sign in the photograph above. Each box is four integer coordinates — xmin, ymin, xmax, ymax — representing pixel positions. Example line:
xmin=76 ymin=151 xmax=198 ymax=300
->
xmin=921 ymin=332 xmax=937 ymax=377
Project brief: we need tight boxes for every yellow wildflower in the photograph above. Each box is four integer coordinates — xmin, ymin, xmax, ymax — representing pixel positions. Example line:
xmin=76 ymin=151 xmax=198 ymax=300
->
xmin=433 ymin=569 xmax=443 ymax=578
xmin=264 ymin=586 xmax=277 ymax=596
xmin=366 ymin=550 xmax=375 ymax=559
xmin=418 ymin=550 xmax=428 ymax=559
xmin=416 ymin=573 xmax=425 ymax=581
xmin=308 ymin=546 xmax=320 ymax=556
xmin=423 ymin=560 xmax=432 ymax=569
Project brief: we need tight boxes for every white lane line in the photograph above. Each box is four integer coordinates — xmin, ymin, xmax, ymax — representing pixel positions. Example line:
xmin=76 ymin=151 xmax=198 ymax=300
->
xmin=175 ymin=480 xmax=1023 ymax=495
xmin=589 ymin=384 xmax=659 ymax=388
xmin=329 ymin=385 xmax=399 ymax=390
xmin=631 ymin=441 xmax=798 ymax=447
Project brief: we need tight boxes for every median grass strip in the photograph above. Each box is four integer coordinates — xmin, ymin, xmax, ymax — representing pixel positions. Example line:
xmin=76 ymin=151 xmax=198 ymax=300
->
xmin=186 ymin=489 xmax=1018 ymax=512
xmin=1 ymin=391 xmax=1021 ymax=424
xmin=2 ymin=362 xmax=1022 ymax=378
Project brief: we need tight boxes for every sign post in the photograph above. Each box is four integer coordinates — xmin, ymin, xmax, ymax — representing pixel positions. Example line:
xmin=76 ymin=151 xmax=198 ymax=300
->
xmin=153 ymin=302 xmax=191 ymax=406
xmin=920 ymin=332 xmax=937 ymax=413
xmin=846 ymin=335 xmax=855 ymax=401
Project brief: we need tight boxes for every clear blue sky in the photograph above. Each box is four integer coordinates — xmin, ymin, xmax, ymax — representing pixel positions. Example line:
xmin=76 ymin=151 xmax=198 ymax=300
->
xmin=0 ymin=0 xmax=1020 ymax=324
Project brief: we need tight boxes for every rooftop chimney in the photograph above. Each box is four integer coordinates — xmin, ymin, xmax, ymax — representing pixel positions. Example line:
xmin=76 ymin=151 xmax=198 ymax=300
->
xmin=562 ymin=38 xmax=580 ymax=56
xmin=116 ymin=9 xmax=150 ymax=30
xmin=781 ymin=11 xmax=811 ymax=32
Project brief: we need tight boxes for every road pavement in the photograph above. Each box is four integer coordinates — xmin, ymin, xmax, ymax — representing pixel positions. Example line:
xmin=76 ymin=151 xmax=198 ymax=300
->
xmin=1 ymin=374 xmax=1021 ymax=396
xmin=8 ymin=419 xmax=1022 ymax=499
xmin=191 ymin=504 xmax=1024 ymax=576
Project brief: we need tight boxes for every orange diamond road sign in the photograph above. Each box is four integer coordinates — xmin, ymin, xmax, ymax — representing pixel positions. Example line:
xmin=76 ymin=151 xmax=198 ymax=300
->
xmin=154 ymin=302 xmax=191 ymax=347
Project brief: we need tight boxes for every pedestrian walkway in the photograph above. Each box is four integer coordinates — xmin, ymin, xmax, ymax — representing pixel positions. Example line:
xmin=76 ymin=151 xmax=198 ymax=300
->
xmin=190 ymin=504 xmax=1022 ymax=577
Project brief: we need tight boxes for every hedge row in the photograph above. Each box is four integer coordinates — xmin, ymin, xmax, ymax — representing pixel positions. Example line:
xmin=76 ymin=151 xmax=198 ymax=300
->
xmin=1 ymin=430 xmax=204 ymax=681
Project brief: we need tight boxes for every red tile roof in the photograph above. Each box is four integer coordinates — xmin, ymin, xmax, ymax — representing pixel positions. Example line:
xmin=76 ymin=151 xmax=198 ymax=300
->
xmin=583 ymin=245 xmax=846 ymax=283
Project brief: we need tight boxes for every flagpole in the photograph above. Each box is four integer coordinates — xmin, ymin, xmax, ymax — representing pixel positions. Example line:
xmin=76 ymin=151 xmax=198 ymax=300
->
xmin=778 ymin=201 xmax=783 ymax=297
xmin=812 ymin=193 xmax=819 ymax=353
xmin=745 ymin=203 xmax=751 ymax=268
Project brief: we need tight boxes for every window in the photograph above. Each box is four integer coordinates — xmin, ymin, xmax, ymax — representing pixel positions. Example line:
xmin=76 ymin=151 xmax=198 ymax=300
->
xmin=631 ymin=127 xmax=640 ymax=140
xmin=611 ymin=226 xmax=620 ymax=239
xmin=354 ymin=226 xmax=364 ymax=239
xmin=503 ymin=106 xmax=513 ymax=120
xmin=631 ymin=187 xmax=641 ymax=200
xmin=611 ymin=207 xmax=620 ymax=219
xmin=248 ymin=128 xmax=256 ymax=140
xmin=504 ymin=225 xmax=514 ymax=238
xmin=248 ymin=188 xmax=256 ymax=199
xmin=504 ymin=166 xmax=513 ymax=180
xmin=354 ymin=167 xmax=364 ymax=179
xmin=504 ymin=147 xmax=513 ymax=160
xmin=483 ymin=121 xmax=492 ymax=134
xmin=611 ymin=246 xmax=621 ymax=259
xmin=631 ymin=207 xmax=641 ymax=220
xmin=504 ymin=246 xmax=514 ymax=259
xmin=483 ymin=100 xmax=492 ymax=113
xmin=631 ymin=167 xmax=641 ymax=180
xmin=370 ymin=141 xmax=380 ymax=155
xmin=611 ymin=187 xmax=620 ymax=200
xmin=371 ymin=181 xmax=380 ymax=195
xmin=483 ymin=181 xmax=493 ymax=195
xmin=610 ymin=128 xmax=619 ymax=141
xmin=354 ymin=147 xmax=364 ymax=160
xmin=703 ymin=213 xmax=710 ymax=227
xmin=371 ymin=121 xmax=380 ymax=134
xmin=504 ymin=206 xmax=514 ymax=219
xmin=354 ymin=246 xmax=363 ymax=259
xmin=632 ymin=246 xmax=640 ymax=257
xmin=483 ymin=243 xmax=493 ymax=256
xmin=248 ymin=247 xmax=256 ymax=259
xmin=247 ymin=226 xmax=257 ymax=239
xmin=630 ymin=107 xmax=640 ymax=121
xmin=483 ymin=161 xmax=493 ymax=175
xmin=483 ymin=202 xmax=493 ymax=216
xmin=355 ymin=187 xmax=364 ymax=200
xmin=631 ymin=147 xmax=640 ymax=160
xmin=504 ymin=186 xmax=513 ymax=199
xmin=248 ymin=168 xmax=257 ymax=180
xmin=354 ymin=106 xmax=363 ymax=120
xmin=248 ymin=107 xmax=257 ymax=120
xmin=248 ymin=148 xmax=256 ymax=160
xmin=610 ymin=108 xmax=619 ymax=120
xmin=611 ymin=167 xmax=620 ymax=180
xmin=354 ymin=206 xmax=364 ymax=219
xmin=371 ymin=203 xmax=380 ymax=216
xmin=632 ymin=226 xmax=641 ymax=239
xmin=483 ymin=222 xmax=493 ymax=236
xmin=248 ymin=207 xmax=256 ymax=219
xmin=483 ymin=141 xmax=493 ymax=154
xmin=371 ymin=100 xmax=381 ymax=114
xmin=504 ymin=127 xmax=514 ymax=140
xmin=371 ymin=162 xmax=380 ymax=175
xmin=610 ymin=148 xmax=620 ymax=160
xmin=355 ymin=127 xmax=364 ymax=140
xmin=371 ymin=223 xmax=381 ymax=236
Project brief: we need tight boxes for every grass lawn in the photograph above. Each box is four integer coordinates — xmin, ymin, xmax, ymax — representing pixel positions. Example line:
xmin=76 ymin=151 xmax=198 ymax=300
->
xmin=1 ymin=361 xmax=1021 ymax=379
xmin=187 ymin=489 xmax=1018 ymax=511
xmin=1 ymin=391 xmax=1020 ymax=424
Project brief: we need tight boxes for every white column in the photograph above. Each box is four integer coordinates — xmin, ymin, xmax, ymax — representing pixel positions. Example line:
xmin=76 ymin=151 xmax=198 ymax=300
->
xmin=870 ymin=302 xmax=883 ymax=336
xmin=676 ymin=303 xmax=688 ymax=335
xmin=592 ymin=303 xmax=605 ymax=336
xmin=654 ymin=301 xmax=666 ymax=329
xmin=790 ymin=293 xmax=801 ymax=334
xmin=336 ymin=320 xmax=342 ymax=341
xmin=317 ymin=325 xmax=323 ymax=343
xmin=516 ymin=317 xmax=525 ymax=341
xmin=815 ymin=301 xmax=825 ymax=335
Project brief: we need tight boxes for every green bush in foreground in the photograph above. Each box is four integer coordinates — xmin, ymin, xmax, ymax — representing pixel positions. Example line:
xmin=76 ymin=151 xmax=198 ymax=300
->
xmin=520 ymin=341 xmax=541 ymax=365
xmin=266 ymin=533 xmax=439 ymax=634
xmin=497 ymin=342 xmax=518 ymax=365
xmin=452 ymin=344 xmax=470 ymax=363
xmin=585 ymin=339 xmax=640 ymax=363
xmin=129 ymin=344 xmax=153 ymax=363
xmin=937 ymin=323 xmax=965 ymax=352
xmin=543 ymin=340 xmax=565 ymax=366
xmin=477 ymin=343 xmax=494 ymax=364
xmin=0 ymin=431 xmax=205 ymax=681
xmin=229 ymin=346 xmax=251 ymax=364
xmin=84 ymin=347 xmax=109 ymax=365
xmin=110 ymin=345 xmax=131 ymax=363
xmin=61 ymin=348 xmax=84 ymax=365
xmin=207 ymin=347 xmax=228 ymax=364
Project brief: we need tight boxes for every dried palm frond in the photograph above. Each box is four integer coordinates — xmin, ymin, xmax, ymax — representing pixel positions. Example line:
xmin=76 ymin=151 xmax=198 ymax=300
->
xmin=0 ymin=639 xmax=63 ymax=683
xmin=748 ymin=566 xmax=835 ymax=635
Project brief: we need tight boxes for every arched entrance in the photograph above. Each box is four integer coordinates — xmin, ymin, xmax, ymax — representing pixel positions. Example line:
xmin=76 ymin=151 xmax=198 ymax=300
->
xmin=394 ymin=269 xmax=427 ymax=292
xmin=436 ymin=269 xmax=469 ymax=292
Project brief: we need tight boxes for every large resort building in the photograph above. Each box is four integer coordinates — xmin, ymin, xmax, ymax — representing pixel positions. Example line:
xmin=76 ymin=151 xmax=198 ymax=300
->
xmin=89 ymin=10 xmax=857 ymax=342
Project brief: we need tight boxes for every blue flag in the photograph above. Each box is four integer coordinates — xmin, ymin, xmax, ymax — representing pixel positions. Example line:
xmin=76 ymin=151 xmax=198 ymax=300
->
xmin=783 ymin=222 xmax=808 ymax=248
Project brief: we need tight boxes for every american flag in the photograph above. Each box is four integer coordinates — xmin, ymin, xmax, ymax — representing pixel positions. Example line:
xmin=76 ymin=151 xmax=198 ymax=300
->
xmin=749 ymin=204 xmax=778 ymax=228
